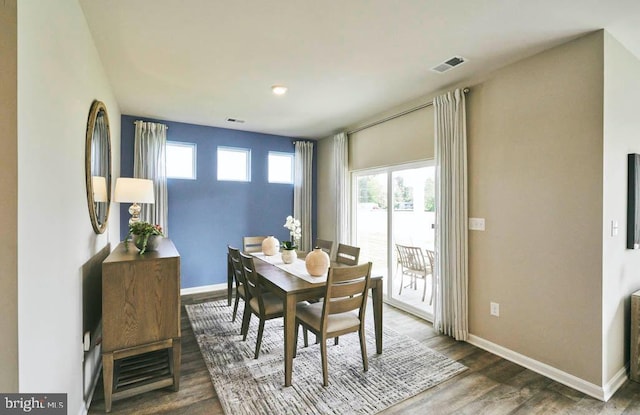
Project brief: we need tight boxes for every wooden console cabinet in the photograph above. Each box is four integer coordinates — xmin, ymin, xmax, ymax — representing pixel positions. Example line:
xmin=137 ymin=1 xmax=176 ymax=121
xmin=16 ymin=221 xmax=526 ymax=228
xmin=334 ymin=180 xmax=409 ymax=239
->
xmin=101 ymin=238 xmax=181 ymax=412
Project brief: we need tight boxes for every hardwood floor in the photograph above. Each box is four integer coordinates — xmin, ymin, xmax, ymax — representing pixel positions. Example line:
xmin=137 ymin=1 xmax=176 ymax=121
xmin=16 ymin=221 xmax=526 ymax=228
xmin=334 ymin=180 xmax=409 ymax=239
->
xmin=89 ymin=291 xmax=640 ymax=414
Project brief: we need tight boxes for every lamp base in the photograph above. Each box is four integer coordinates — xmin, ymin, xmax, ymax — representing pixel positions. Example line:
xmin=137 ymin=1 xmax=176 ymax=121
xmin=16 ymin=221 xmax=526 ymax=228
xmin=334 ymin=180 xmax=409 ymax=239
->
xmin=128 ymin=202 xmax=141 ymax=225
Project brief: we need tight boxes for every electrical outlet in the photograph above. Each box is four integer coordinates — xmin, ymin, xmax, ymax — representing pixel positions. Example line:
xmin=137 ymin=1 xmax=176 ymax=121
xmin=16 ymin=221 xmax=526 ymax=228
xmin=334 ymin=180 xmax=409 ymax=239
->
xmin=490 ymin=302 xmax=500 ymax=317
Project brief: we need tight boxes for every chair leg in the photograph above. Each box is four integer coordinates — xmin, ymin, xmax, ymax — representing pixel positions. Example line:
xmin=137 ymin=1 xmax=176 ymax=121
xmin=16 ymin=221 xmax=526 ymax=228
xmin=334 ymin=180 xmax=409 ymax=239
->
xmin=398 ymin=272 xmax=404 ymax=295
xmin=321 ymin=339 xmax=329 ymax=387
xmin=241 ymin=310 xmax=252 ymax=340
xmin=232 ymin=294 xmax=240 ymax=321
xmin=254 ymin=319 xmax=265 ymax=359
xmin=422 ymin=277 xmax=427 ymax=302
xmin=359 ymin=328 xmax=369 ymax=372
xmin=303 ymin=327 xmax=309 ymax=347
xmin=294 ymin=323 xmax=299 ymax=358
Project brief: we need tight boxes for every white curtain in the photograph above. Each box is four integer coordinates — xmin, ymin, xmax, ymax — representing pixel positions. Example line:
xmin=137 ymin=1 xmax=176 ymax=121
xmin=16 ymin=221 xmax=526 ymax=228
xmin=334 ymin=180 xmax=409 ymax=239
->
xmin=294 ymin=141 xmax=314 ymax=251
xmin=433 ymin=88 xmax=468 ymax=341
xmin=333 ymin=132 xmax=350 ymax=244
xmin=134 ymin=121 xmax=169 ymax=235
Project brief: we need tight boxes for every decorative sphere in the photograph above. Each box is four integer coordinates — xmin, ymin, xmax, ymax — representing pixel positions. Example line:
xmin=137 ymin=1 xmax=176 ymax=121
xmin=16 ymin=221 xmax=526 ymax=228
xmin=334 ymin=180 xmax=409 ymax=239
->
xmin=305 ymin=247 xmax=330 ymax=277
xmin=262 ymin=236 xmax=280 ymax=256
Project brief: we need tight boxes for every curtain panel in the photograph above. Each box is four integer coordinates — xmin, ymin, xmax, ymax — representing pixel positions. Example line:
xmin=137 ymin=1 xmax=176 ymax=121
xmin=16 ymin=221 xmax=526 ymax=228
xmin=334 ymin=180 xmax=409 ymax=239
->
xmin=133 ymin=120 xmax=169 ymax=235
xmin=433 ymin=88 xmax=468 ymax=341
xmin=294 ymin=141 xmax=314 ymax=251
xmin=333 ymin=132 xmax=350 ymax=244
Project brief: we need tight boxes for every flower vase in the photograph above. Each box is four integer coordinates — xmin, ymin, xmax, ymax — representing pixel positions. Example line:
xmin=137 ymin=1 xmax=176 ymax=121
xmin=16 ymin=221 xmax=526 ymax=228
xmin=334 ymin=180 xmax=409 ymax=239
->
xmin=305 ymin=247 xmax=330 ymax=276
xmin=281 ymin=249 xmax=297 ymax=264
xmin=262 ymin=236 xmax=280 ymax=256
xmin=134 ymin=234 xmax=161 ymax=253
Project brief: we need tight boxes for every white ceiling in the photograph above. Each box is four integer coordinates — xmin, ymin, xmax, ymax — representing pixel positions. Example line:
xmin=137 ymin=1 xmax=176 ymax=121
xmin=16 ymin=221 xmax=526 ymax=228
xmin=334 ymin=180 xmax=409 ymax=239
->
xmin=80 ymin=0 xmax=640 ymax=139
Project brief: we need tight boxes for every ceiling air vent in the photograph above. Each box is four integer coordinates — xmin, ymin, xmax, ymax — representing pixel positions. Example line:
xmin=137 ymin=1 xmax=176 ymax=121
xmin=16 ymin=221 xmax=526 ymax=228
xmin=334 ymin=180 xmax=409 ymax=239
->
xmin=431 ymin=56 xmax=466 ymax=73
xmin=226 ymin=117 xmax=245 ymax=124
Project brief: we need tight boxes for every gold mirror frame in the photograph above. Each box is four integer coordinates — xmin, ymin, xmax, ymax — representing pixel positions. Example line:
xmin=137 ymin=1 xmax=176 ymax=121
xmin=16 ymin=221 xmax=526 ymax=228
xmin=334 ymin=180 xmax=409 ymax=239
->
xmin=85 ymin=100 xmax=112 ymax=234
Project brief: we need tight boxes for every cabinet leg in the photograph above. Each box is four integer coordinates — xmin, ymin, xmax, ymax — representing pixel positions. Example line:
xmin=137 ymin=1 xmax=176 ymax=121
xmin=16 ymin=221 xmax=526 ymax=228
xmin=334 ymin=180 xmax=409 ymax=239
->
xmin=102 ymin=353 xmax=114 ymax=412
xmin=172 ymin=339 xmax=181 ymax=391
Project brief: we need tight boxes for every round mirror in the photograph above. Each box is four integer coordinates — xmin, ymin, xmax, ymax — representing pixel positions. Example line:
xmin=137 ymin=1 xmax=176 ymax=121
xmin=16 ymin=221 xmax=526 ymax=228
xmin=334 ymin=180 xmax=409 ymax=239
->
xmin=85 ymin=100 xmax=112 ymax=234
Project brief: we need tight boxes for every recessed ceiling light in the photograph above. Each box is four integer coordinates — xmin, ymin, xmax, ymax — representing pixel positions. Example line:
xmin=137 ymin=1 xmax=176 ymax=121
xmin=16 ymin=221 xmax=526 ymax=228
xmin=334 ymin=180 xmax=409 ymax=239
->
xmin=271 ymin=85 xmax=288 ymax=95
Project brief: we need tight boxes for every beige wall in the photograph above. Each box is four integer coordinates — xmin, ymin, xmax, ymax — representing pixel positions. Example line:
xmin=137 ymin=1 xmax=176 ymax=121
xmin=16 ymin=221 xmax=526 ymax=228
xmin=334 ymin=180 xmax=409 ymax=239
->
xmin=317 ymin=31 xmax=612 ymax=388
xmin=467 ymin=32 xmax=604 ymax=385
xmin=0 ymin=0 xmax=18 ymax=392
xmin=17 ymin=0 xmax=120 ymax=412
xmin=602 ymin=33 xmax=640 ymax=384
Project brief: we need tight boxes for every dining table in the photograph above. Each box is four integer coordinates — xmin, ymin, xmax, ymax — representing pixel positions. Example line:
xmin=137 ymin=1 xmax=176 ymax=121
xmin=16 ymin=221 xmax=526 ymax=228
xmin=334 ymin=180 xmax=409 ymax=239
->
xmin=228 ymin=251 xmax=383 ymax=387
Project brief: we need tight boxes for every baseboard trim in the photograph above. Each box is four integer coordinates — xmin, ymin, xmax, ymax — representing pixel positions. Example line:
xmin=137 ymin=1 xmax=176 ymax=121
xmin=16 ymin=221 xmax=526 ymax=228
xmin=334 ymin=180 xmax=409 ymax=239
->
xmin=180 ymin=283 xmax=227 ymax=296
xmin=603 ymin=365 xmax=629 ymax=401
xmin=467 ymin=334 xmax=627 ymax=402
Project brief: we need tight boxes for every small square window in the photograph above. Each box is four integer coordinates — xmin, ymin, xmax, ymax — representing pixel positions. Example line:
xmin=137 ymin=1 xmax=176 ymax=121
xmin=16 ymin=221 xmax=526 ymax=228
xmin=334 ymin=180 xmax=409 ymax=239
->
xmin=268 ymin=152 xmax=294 ymax=184
xmin=166 ymin=142 xmax=196 ymax=179
xmin=218 ymin=147 xmax=251 ymax=182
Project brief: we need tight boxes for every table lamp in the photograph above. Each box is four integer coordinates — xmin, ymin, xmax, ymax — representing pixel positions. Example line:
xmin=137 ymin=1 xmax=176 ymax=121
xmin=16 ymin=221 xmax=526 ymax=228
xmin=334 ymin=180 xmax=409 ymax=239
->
xmin=114 ymin=178 xmax=155 ymax=224
xmin=91 ymin=176 xmax=108 ymax=203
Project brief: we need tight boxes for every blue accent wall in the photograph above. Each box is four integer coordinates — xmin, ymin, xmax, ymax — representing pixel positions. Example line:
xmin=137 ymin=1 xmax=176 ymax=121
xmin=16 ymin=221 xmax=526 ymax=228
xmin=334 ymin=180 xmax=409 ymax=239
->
xmin=120 ymin=115 xmax=317 ymax=289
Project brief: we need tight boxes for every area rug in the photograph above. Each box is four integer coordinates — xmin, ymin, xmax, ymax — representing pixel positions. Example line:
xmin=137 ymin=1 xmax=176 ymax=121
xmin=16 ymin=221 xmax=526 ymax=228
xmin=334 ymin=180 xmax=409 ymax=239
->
xmin=186 ymin=299 xmax=466 ymax=415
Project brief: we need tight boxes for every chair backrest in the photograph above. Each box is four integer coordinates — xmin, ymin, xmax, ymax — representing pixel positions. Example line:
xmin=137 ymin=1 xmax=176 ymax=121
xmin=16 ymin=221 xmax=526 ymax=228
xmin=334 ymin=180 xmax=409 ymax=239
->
xmin=228 ymin=246 xmax=246 ymax=288
xmin=321 ymin=262 xmax=372 ymax=332
xmin=239 ymin=252 xmax=265 ymax=312
xmin=395 ymin=244 xmax=428 ymax=272
xmin=314 ymin=239 xmax=334 ymax=256
xmin=243 ymin=236 xmax=267 ymax=253
xmin=336 ymin=243 xmax=360 ymax=266
xmin=425 ymin=249 xmax=435 ymax=272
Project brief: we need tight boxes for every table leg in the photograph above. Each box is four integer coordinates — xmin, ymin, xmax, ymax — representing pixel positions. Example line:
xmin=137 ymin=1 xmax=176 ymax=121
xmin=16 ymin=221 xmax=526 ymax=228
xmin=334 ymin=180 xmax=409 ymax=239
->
xmin=284 ymin=295 xmax=297 ymax=386
xmin=102 ymin=353 xmax=114 ymax=412
xmin=372 ymin=279 xmax=383 ymax=354
xmin=171 ymin=338 xmax=181 ymax=391
xmin=227 ymin=254 xmax=233 ymax=306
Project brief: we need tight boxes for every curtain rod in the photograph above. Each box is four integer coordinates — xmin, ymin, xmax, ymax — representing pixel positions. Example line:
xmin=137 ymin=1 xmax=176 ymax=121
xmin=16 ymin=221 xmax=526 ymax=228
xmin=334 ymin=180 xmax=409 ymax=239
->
xmin=347 ymin=87 xmax=469 ymax=135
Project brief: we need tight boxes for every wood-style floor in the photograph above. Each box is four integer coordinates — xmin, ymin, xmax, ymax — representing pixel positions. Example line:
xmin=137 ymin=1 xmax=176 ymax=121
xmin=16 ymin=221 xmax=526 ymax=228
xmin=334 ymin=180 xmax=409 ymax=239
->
xmin=89 ymin=292 xmax=640 ymax=414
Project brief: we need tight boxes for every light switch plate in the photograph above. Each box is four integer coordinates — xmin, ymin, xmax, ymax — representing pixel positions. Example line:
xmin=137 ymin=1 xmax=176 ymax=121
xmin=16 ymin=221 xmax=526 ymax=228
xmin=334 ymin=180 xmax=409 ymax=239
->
xmin=469 ymin=218 xmax=485 ymax=231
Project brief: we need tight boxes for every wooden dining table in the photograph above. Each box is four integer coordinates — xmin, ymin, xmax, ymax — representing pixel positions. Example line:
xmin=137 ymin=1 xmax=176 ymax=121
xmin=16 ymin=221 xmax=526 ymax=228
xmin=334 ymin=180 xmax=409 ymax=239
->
xmin=228 ymin=252 xmax=383 ymax=387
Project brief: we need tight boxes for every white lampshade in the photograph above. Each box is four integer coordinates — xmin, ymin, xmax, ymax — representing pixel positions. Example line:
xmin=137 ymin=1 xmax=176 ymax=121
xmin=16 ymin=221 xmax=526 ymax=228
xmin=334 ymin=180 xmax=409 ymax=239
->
xmin=113 ymin=178 xmax=155 ymax=204
xmin=92 ymin=176 xmax=108 ymax=202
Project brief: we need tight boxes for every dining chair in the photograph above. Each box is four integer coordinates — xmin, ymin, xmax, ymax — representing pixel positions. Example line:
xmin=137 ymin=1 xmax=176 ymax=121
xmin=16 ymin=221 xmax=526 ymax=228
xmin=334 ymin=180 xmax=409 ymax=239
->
xmin=239 ymin=251 xmax=285 ymax=359
xmin=294 ymin=262 xmax=373 ymax=386
xmin=242 ymin=236 xmax=267 ymax=253
xmin=227 ymin=246 xmax=247 ymax=325
xmin=395 ymin=244 xmax=433 ymax=303
xmin=336 ymin=243 xmax=360 ymax=265
xmin=314 ymin=239 xmax=334 ymax=257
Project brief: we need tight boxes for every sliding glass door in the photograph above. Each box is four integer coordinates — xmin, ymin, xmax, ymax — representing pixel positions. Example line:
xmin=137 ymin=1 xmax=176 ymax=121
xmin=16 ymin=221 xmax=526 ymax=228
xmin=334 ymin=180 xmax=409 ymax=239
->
xmin=353 ymin=162 xmax=435 ymax=320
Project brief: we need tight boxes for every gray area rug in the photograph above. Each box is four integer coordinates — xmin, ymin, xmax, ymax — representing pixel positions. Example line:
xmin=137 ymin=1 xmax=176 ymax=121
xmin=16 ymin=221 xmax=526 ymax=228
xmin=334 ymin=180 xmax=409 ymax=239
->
xmin=186 ymin=300 xmax=466 ymax=415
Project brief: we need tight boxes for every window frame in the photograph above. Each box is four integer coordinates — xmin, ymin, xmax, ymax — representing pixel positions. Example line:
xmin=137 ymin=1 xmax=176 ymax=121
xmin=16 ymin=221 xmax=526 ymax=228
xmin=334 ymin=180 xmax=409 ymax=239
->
xmin=166 ymin=141 xmax=197 ymax=180
xmin=267 ymin=151 xmax=294 ymax=184
xmin=217 ymin=146 xmax=251 ymax=182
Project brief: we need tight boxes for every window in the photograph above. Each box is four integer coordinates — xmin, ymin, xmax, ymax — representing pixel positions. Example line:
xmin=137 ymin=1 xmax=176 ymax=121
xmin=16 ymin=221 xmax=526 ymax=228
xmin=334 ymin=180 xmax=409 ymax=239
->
xmin=217 ymin=147 xmax=251 ymax=182
xmin=353 ymin=161 xmax=435 ymax=321
xmin=166 ymin=142 xmax=196 ymax=179
xmin=268 ymin=152 xmax=294 ymax=184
